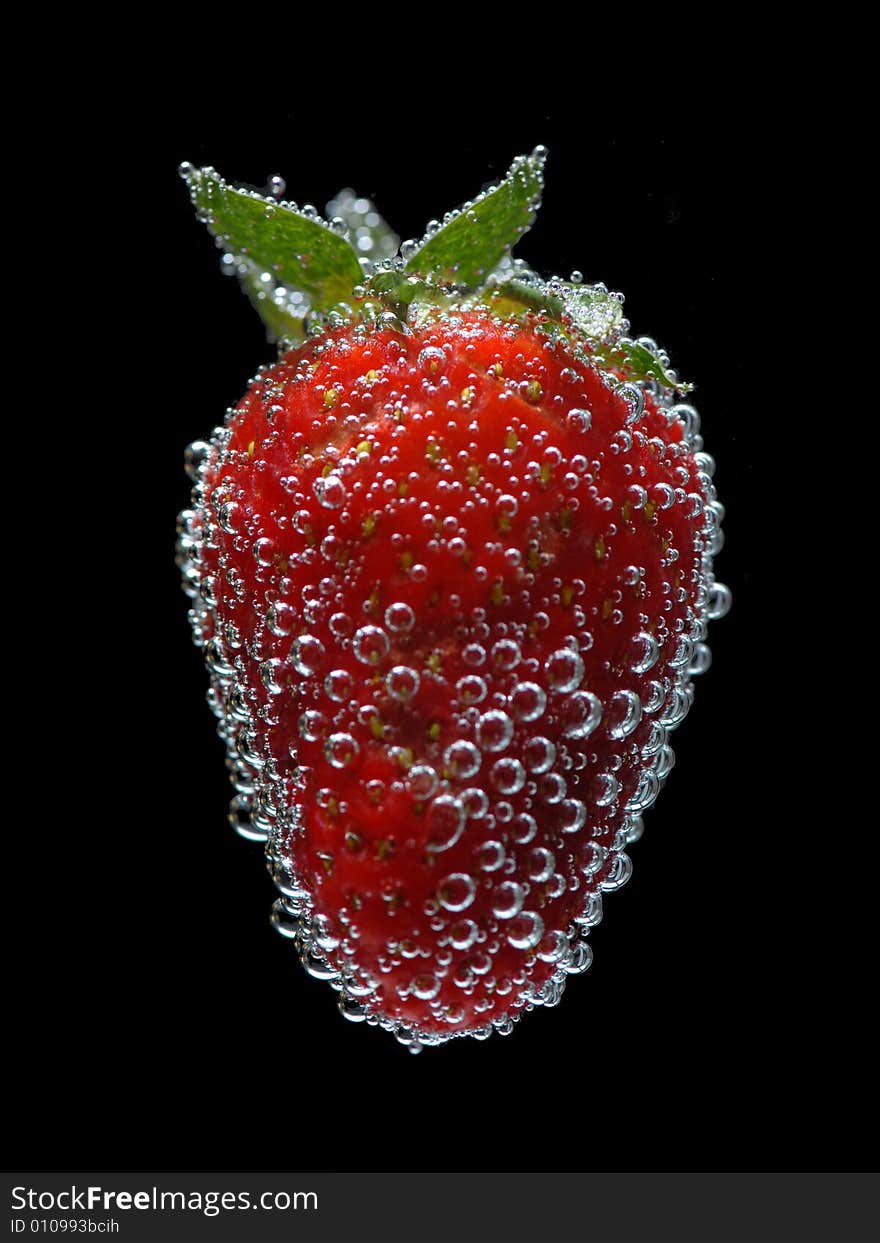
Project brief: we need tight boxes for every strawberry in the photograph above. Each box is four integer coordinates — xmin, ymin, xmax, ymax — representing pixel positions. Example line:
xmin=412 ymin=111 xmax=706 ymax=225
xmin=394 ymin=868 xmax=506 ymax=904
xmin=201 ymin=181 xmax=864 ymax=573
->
xmin=178 ymin=150 xmax=728 ymax=1051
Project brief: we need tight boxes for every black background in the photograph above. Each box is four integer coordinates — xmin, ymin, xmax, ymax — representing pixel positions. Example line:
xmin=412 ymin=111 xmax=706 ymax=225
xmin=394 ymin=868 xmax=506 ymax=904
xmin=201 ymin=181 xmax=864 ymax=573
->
xmin=8 ymin=69 xmax=869 ymax=1174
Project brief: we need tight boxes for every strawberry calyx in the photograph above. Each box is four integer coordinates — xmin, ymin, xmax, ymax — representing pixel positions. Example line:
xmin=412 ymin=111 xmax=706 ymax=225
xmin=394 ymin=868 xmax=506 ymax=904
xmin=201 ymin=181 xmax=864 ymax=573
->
xmin=353 ymin=270 xmax=688 ymax=393
xmin=180 ymin=149 xmax=689 ymax=392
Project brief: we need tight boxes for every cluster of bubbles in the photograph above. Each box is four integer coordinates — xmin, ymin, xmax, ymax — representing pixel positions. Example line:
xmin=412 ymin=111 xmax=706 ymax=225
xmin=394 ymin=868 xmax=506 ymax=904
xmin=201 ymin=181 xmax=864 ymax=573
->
xmin=177 ymin=310 xmax=728 ymax=1052
xmin=324 ymin=188 xmax=400 ymax=264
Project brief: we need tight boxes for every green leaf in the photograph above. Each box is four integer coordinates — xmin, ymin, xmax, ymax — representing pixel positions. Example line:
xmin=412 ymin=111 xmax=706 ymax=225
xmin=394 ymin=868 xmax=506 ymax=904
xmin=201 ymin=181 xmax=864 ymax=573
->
xmin=595 ymin=338 xmax=690 ymax=393
xmin=404 ymin=148 xmax=546 ymax=286
xmin=180 ymin=164 xmax=363 ymax=342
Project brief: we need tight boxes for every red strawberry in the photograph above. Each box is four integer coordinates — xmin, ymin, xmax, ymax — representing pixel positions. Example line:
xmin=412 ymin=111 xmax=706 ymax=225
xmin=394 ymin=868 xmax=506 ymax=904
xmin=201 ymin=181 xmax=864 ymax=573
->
xmin=178 ymin=151 xmax=728 ymax=1050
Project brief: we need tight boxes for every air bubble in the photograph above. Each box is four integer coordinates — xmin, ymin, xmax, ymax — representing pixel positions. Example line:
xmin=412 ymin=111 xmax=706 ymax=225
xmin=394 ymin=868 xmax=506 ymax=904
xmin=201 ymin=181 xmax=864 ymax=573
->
xmin=540 ymin=772 xmax=567 ymax=803
xmin=271 ymin=898 xmax=301 ymax=939
xmin=218 ymin=501 xmax=241 ymax=534
xmin=204 ymin=638 xmax=229 ymax=679
xmin=449 ymin=919 xmax=478 ymax=950
xmin=461 ymin=787 xmax=489 ymax=819
xmin=626 ymin=770 xmax=660 ymax=813
xmin=538 ymin=930 xmax=570 ymax=963
xmin=253 ymin=537 xmax=276 ymax=566
xmin=426 ymin=795 xmax=466 ymax=852
xmin=563 ymin=691 xmax=603 ymax=739
xmin=660 ymin=685 xmax=691 ymax=729
xmin=329 ymin=612 xmax=353 ymax=639
xmin=506 ymin=911 xmax=544 ymax=950
xmin=592 ymin=772 xmax=620 ymax=806
xmin=545 ymin=648 xmax=584 ymax=692
xmin=654 ymin=745 xmax=676 ymax=780
xmin=624 ymin=815 xmax=645 ymax=844
xmin=617 ymin=382 xmax=645 ymax=424
xmin=670 ymin=402 xmax=701 ymax=438
xmin=476 ymin=710 xmax=514 ymax=752
xmin=438 ymin=872 xmax=476 ymax=912
xmin=259 ymin=659 xmax=285 ymax=695
xmin=228 ymin=796 xmax=267 ymax=843
xmin=626 ymin=485 xmax=647 ymax=511
xmin=581 ymin=841 xmax=608 ymax=876
xmin=496 ymin=493 xmax=519 ymax=521
xmin=601 ymin=852 xmax=633 ymax=892
xmin=492 ymin=881 xmax=524 ymax=919
xmin=384 ymin=602 xmax=415 ymax=634
xmin=708 ymin=582 xmax=732 ymax=620
xmin=566 ymin=407 xmax=592 ymax=433
xmin=669 ymin=636 xmax=695 ymax=670
xmin=491 ymin=757 xmax=526 ymax=795
xmin=418 ymin=346 xmax=446 ymax=375
xmin=291 ymin=634 xmax=325 ymax=676
xmin=386 ymin=665 xmax=420 ymax=701
xmin=629 ymin=630 xmax=659 ymax=673
xmin=559 ymin=798 xmax=587 ymax=833
xmin=324 ymin=668 xmax=353 ymax=701
xmin=641 ymin=721 xmax=667 ymax=758
xmin=325 ymin=733 xmax=359 ymax=769
xmin=298 ymin=710 xmax=327 ymax=742
xmin=565 ymin=942 xmax=594 ymax=974
xmin=453 ymin=963 xmax=475 ymax=990
xmin=607 ymin=689 xmax=643 ymax=739
xmin=411 ymin=973 xmax=441 ymax=1000
xmin=523 ymin=735 xmax=556 ymax=773
xmin=643 ymin=680 xmax=666 ymax=714
xmin=528 ymin=847 xmax=555 ymax=883
xmin=689 ymin=643 xmax=712 ymax=676
xmin=650 ymin=482 xmax=675 ymax=510
xmin=365 ymin=779 xmax=386 ymax=804
xmin=509 ymin=682 xmax=547 ymax=722
xmin=491 ymin=638 xmax=521 ymax=670
xmin=476 ymin=840 xmax=506 ymax=872
xmin=184 ymin=441 xmax=210 ymax=481
xmin=267 ymin=601 xmax=295 ymax=637
xmin=313 ymin=473 xmax=346 ymax=509
xmin=444 ymin=740 xmax=481 ymax=780
xmin=456 ymin=675 xmax=488 ymax=705
xmin=353 ymin=625 xmax=390 ymax=665
xmin=576 ymin=892 xmax=604 ymax=928
xmin=511 ymin=813 xmax=538 ymax=845
xmin=408 ymin=764 xmax=439 ymax=800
